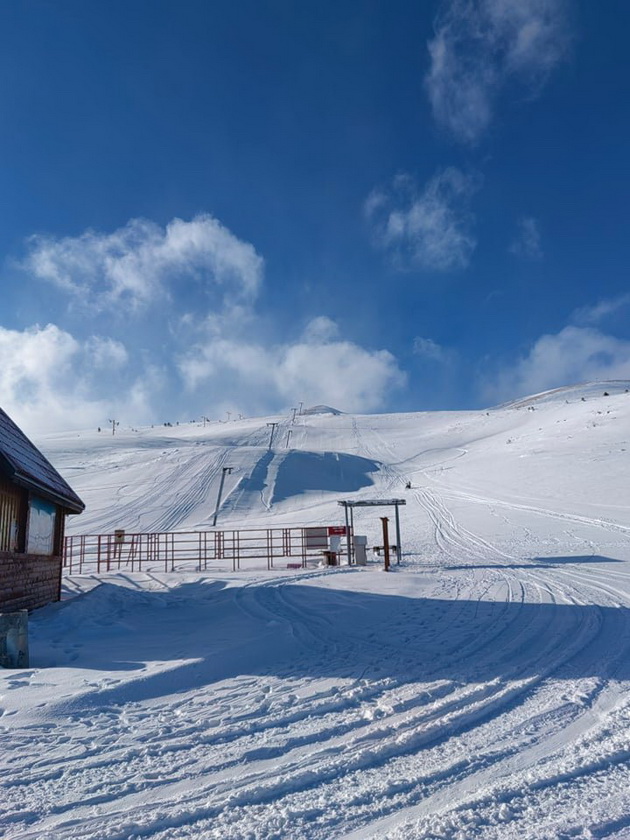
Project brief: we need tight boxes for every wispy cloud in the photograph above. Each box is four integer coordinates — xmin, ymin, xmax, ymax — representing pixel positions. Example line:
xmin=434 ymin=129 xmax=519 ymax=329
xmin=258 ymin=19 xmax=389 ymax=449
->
xmin=571 ymin=294 xmax=630 ymax=327
xmin=425 ymin=0 xmax=571 ymax=144
xmin=365 ymin=168 xmax=480 ymax=272
xmin=510 ymin=216 xmax=543 ymax=260
xmin=481 ymin=325 xmax=630 ymax=404
xmin=413 ymin=336 xmax=454 ymax=364
xmin=23 ymin=214 xmax=263 ymax=312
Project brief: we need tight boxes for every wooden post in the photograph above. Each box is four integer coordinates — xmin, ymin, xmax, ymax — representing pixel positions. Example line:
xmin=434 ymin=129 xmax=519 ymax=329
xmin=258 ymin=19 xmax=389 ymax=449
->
xmin=381 ymin=517 xmax=390 ymax=572
xmin=343 ymin=504 xmax=352 ymax=565
xmin=394 ymin=502 xmax=402 ymax=565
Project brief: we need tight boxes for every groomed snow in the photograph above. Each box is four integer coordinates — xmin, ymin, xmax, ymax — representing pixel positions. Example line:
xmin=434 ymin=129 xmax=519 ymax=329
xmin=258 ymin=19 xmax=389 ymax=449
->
xmin=3 ymin=384 xmax=630 ymax=838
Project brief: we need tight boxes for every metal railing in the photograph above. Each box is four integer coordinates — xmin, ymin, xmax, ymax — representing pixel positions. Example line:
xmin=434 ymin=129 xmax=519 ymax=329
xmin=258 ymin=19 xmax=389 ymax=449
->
xmin=63 ymin=526 xmax=349 ymax=575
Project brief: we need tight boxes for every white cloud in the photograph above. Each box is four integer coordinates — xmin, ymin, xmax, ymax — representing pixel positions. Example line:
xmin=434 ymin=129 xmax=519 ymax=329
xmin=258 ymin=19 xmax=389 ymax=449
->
xmin=0 ymin=322 xmax=78 ymax=390
xmin=85 ymin=336 xmax=129 ymax=369
xmin=0 ymin=324 xmax=155 ymax=434
xmin=510 ymin=216 xmax=543 ymax=260
xmin=302 ymin=316 xmax=340 ymax=344
xmin=178 ymin=317 xmax=405 ymax=414
xmin=276 ymin=337 xmax=405 ymax=412
xmin=482 ymin=325 xmax=630 ymax=404
xmin=23 ymin=214 xmax=263 ymax=312
xmin=425 ymin=0 xmax=571 ymax=144
xmin=366 ymin=168 xmax=479 ymax=272
xmin=7 ymin=215 xmax=406 ymax=428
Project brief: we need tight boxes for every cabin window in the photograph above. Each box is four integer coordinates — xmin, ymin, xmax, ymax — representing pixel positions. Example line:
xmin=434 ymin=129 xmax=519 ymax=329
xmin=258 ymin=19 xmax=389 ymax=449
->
xmin=0 ymin=479 xmax=21 ymax=552
xmin=27 ymin=496 xmax=57 ymax=555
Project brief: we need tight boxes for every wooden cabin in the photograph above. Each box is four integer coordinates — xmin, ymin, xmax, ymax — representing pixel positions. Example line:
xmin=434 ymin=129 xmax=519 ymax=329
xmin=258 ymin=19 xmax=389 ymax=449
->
xmin=0 ymin=408 xmax=84 ymax=611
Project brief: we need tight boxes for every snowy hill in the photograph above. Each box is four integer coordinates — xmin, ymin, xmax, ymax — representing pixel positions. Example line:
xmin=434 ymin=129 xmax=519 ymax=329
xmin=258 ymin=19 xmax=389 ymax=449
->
xmin=3 ymin=382 xmax=630 ymax=839
xmin=40 ymin=380 xmax=630 ymax=558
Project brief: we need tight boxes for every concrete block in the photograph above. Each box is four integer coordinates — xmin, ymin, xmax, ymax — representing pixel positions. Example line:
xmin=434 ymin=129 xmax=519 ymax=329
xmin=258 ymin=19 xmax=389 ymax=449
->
xmin=0 ymin=610 xmax=29 ymax=668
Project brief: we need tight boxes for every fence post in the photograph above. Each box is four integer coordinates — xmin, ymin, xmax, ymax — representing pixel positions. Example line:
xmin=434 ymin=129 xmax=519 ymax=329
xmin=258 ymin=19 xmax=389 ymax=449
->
xmin=128 ymin=535 xmax=134 ymax=572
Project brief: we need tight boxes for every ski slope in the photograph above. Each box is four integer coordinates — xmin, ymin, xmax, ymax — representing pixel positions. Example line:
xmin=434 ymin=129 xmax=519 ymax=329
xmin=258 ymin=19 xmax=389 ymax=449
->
xmin=2 ymin=383 xmax=630 ymax=838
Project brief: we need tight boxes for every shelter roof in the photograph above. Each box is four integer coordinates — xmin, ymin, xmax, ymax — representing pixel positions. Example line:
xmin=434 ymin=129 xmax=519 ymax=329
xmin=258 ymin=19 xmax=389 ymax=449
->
xmin=0 ymin=408 xmax=84 ymax=514
xmin=337 ymin=499 xmax=406 ymax=507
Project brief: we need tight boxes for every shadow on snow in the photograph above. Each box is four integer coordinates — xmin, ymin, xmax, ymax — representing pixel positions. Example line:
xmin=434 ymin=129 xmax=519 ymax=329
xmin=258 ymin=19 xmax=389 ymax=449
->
xmin=442 ymin=554 xmax=623 ymax=570
xmin=272 ymin=451 xmax=379 ymax=503
xmin=30 ymin=555 xmax=630 ymax=713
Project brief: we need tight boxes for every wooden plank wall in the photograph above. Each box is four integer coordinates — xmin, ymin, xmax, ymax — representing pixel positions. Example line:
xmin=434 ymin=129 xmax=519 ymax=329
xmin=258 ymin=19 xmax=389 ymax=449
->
xmin=0 ymin=477 xmax=21 ymax=553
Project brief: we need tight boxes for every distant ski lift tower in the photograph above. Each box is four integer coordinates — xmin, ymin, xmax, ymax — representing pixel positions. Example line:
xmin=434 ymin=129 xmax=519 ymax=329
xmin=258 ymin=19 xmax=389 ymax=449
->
xmin=212 ymin=466 xmax=233 ymax=527
xmin=108 ymin=418 xmax=119 ymax=436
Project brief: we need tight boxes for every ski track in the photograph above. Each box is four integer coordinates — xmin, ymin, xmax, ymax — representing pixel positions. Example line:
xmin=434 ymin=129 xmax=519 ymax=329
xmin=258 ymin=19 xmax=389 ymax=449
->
xmin=4 ymin=557 xmax=628 ymax=840
xmin=4 ymin=401 xmax=630 ymax=838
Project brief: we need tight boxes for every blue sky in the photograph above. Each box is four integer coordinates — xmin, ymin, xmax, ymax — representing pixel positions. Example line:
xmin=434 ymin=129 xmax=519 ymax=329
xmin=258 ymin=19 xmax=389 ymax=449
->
xmin=2 ymin=0 xmax=630 ymax=432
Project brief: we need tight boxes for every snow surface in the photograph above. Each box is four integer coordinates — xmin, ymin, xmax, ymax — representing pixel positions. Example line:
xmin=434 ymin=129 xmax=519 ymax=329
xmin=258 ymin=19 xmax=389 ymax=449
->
xmin=3 ymin=383 xmax=630 ymax=839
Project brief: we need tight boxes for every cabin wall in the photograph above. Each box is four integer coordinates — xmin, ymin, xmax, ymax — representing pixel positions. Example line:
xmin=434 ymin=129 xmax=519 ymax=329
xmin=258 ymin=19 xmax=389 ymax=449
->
xmin=0 ymin=550 xmax=63 ymax=612
xmin=0 ymin=407 xmax=83 ymax=611
xmin=0 ymin=474 xmax=68 ymax=611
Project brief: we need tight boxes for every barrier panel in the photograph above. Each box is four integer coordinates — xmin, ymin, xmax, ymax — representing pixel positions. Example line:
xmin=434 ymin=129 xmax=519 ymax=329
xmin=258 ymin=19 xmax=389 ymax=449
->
xmin=63 ymin=526 xmax=351 ymax=575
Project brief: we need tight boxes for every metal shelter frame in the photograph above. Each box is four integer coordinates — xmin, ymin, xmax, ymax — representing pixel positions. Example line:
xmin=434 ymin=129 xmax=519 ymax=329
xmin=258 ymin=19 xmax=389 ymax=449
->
xmin=337 ymin=499 xmax=406 ymax=565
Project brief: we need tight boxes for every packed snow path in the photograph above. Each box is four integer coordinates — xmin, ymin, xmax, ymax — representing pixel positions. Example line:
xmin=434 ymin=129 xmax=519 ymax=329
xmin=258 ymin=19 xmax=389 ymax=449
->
xmin=2 ymin=385 xmax=630 ymax=838
xmin=2 ymin=562 xmax=630 ymax=840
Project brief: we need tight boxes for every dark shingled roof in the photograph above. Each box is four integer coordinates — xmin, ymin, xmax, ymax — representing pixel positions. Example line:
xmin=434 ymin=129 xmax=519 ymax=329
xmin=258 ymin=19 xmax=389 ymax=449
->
xmin=0 ymin=408 xmax=84 ymax=514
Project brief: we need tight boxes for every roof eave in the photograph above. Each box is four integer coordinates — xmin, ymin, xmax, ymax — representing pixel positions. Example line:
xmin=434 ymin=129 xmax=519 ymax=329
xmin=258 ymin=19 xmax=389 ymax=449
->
xmin=12 ymin=472 xmax=85 ymax=514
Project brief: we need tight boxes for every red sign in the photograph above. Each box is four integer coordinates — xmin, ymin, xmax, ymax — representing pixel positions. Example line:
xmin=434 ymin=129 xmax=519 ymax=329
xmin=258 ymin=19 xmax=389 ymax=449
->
xmin=328 ymin=526 xmax=347 ymax=536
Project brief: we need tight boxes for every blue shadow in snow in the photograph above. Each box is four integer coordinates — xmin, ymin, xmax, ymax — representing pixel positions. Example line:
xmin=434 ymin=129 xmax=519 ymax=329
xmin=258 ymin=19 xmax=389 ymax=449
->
xmin=443 ymin=555 xmax=623 ymax=570
xmin=238 ymin=450 xmax=275 ymax=494
xmin=34 ymin=560 xmax=630 ymax=714
xmin=272 ymin=451 xmax=379 ymax=503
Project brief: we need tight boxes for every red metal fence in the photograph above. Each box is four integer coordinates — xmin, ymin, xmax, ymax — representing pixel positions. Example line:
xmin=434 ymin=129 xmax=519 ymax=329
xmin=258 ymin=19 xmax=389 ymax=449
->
xmin=63 ymin=526 xmax=350 ymax=575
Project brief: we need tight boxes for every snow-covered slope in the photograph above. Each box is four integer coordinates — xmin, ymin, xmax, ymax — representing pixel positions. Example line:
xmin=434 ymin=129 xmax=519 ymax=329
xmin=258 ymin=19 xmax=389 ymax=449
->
xmin=3 ymin=383 xmax=630 ymax=839
xmin=42 ymin=380 xmax=630 ymax=556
